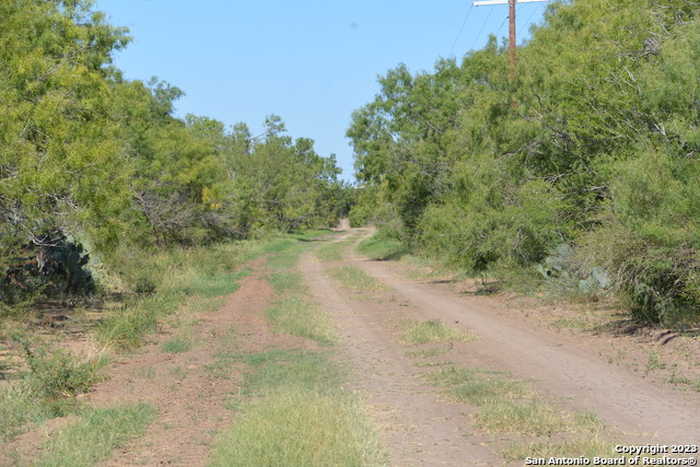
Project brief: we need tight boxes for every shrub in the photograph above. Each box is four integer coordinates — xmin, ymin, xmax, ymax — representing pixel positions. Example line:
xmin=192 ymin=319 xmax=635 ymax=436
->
xmin=578 ymin=223 xmax=700 ymax=327
xmin=133 ymin=276 xmax=157 ymax=295
xmin=13 ymin=336 xmax=104 ymax=399
xmin=418 ymin=158 xmax=570 ymax=276
xmin=577 ymin=149 xmax=700 ymax=327
xmin=348 ymin=183 xmax=397 ymax=228
xmin=0 ymin=231 xmax=95 ymax=305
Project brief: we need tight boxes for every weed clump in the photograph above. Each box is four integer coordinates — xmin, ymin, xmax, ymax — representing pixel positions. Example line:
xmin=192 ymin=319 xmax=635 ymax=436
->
xmin=329 ymin=266 xmax=385 ymax=292
xmin=35 ymin=404 xmax=156 ymax=467
xmin=0 ymin=336 xmax=105 ymax=441
xmin=13 ymin=335 xmax=104 ymax=399
xmin=161 ymin=336 xmax=192 ymax=354
xmin=402 ymin=320 xmax=473 ymax=345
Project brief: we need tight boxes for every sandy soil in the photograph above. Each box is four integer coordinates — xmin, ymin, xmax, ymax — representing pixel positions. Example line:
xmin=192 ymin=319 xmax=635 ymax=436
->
xmin=301 ymin=251 xmax=505 ymax=467
xmin=341 ymin=229 xmax=700 ymax=445
xmin=2 ymin=260 xmax=280 ymax=467
xmin=94 ymin=267 xmax=277 ymax=466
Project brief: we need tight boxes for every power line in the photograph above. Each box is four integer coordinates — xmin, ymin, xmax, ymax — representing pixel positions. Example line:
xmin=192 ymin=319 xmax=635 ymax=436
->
xmin=471 ymin=6 xmax=494 ymax=51
xmin=450 ymin=2 xmax=475 ymax=57
xmin=496 ymin=14 xmax=508 ymax=37
xmin=522 ymin=3 xmax=541 ymax=33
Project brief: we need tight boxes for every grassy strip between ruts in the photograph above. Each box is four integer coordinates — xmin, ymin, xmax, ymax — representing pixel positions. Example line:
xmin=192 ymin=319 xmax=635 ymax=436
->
xmin=424 ymin=364 xmax=633 ymax=461
xmin=329 ymin=265 xmax=386 ymax=292
xmin=265 ymin=239 xmax=335 ymax=346
xmin=209 ymin=349 xmax=385 ymax=467
xmin=315 ymin=240 xmax=349 ymax=262
xmin=209 ymin=236 xmax=386 ymax=467
xmin=401 ymin=319 xmax=474 ymax=345
xmin=394 ymin=316 xmax=630 ymax=461
xmin=314 ymin=233 xmax=363 ymax=262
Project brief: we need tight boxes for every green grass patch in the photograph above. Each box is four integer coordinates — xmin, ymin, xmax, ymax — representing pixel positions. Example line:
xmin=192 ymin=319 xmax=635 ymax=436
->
xmin=242 ymin=350 xmax=340 ymax=395
xmin=357 ymin=233 xmax=407 ymax=261
xmin=161 ymin=336 xmax=192 ymax=354
xmin=291 ymin=230 xmax=333 ymax=242
xmin=315 ymin=238 xmax=356 ymax=262
xmin=210 ymin=349 xmax=384 ymax=467
xmin=9 ymin=338 xmax=107 ymax=400
xmin=184 ymin=271 xmax=249 ymax=298
xmin=401 ymin=319 xmax=473 ymax=345
xmin=224 ymin=349 xmax=342 ymax=396
xmin=428 ymin=367 xmax=527 ymax=405
xmin=406 ymin=347 xmax=450 ymax=359
xmin=329 ymin=266 xmax=386 ymax=292
xmin=210 ymin=389 xmax=384 ymax=467
xmin=265 ymin=240 xmax=310 ymax=270
xmin=0 ymin=383 xmax=76 ymax=442
xmin=96 ymin=295 xmax=174 ymax=350
xmin=35 ymin=404 xmax=155 ymax=467
xmin=428 ymin=364 xmax=607 ymax=458
xmin=551 ymin=317 xmax=591 ymax=330
xmin=475 ymin=400 xmax=567 ymax=436
xmin=184 ymin=296 xmax=227 ymax=315
xmin=257 ymin=238 xmax=299 ymax=255
xmin=503 ymin=437 xmax=616 ymax=462
xmin=266 ymin=296 xmax=335 ymax=346
xmin=0 ymin=340 xmax=105 ymax=441
xmin=268 ymin=271 xmax=304 ymax=295
xmin=265 ymin=247 xmax=335 ymax=346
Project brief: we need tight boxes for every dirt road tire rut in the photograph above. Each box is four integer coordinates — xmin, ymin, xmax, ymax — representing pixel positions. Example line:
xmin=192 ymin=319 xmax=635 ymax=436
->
xmin=346 ymin=231 xmax=700 ymax=445
xmin=300 ymin=251 xmax=502 ymax=467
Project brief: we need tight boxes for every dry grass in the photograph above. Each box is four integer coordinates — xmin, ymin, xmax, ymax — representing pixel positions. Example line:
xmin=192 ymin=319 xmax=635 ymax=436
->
xmin=329 ymin=266 xmax=386 ymax=292
xmin=401 ymin=319 xmax=474 ymax=345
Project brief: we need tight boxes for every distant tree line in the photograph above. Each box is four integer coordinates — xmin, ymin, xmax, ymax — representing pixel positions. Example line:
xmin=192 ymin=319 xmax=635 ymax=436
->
xmin=348 ymin=0 xmax=700 ymax=327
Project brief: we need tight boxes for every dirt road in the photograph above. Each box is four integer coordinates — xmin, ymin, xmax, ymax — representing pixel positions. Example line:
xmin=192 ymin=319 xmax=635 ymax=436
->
xmin=301 ymin=252 xmax=501 ymax=467
xmin=302 ymin=228 xmax=700 ymax=465
xmin=6 ymin=229 xmax=698 ymax=466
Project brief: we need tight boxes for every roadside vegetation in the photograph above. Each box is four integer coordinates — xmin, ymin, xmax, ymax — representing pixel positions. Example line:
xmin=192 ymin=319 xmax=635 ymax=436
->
xmin=356 ymin=231 xmax=407 ymax=261
xmin=0 ymin=235 xmax=274 ymax=446
xmin=0 ymin=0 xmax=351 ymax=453
xmin=34 ymin=404 xmax=156 ymax=467
xmin=2 ymin=231 xmax=353 ymax=464
xmin=0 ymin=338 xmax=105 ymax=442
xmin=348 ymin=0 xmax=700 ymax=329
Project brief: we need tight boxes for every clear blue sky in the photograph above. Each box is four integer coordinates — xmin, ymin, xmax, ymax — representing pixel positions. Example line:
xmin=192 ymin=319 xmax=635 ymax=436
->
xmin=94 ymin=0 xmax=548 ymax=182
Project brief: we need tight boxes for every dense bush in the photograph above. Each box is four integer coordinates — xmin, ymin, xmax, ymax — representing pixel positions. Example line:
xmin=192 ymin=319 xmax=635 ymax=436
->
xmin=0 ymin=231 xmax=95 ymax=305
xmin=0 ymin=0 xmax=350 ymax=305
xmin=348 ymin=0 xmax=700 ymax=327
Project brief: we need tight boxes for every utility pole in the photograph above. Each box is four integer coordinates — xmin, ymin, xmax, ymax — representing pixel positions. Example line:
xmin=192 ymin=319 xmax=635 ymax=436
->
xmin=473 ymin=0 xmax=548 ymax=82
